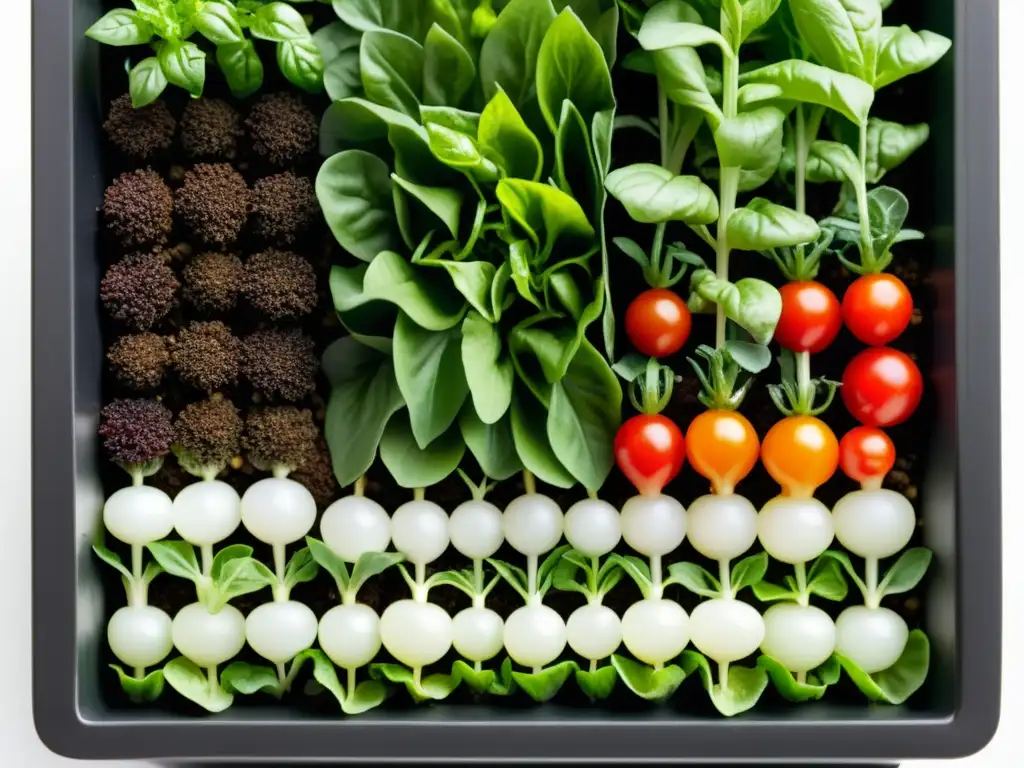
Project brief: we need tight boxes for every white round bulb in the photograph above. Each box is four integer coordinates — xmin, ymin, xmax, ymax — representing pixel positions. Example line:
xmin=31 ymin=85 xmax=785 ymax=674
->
xmin=103 ymin=485 xmax=174 ymax=546
xmin=503 ymin=604 xmax=567 ymax=668
xmin=758 ymin=496 xmax=834 ymax=564
xmin=566 ymin=603 xmax=621 ymax=661
xmin=503 ymin=494 xmax=563 ymax=556
xmin=171 ymin=602 xmax=246 ymax=668
xmin=390 ymin=500 xmax=449 ymax=565
xmin=564 ymin=498 xmax=621 ymax=557
xmin=107 ymin=605 xmax=173 ymax=669
xmin=172 ymin=480 xmax=241 ymax=546
xmin=318 ymin=604 xmax=381 ymax=669
xmin=379 ymin=600 xmax=452 ymax=667
xmin=240 ymin=477 xmax=317 ymax=546
xmin=689 ymin=598 xmax=764 ymax=664
xmin=834 ymin=606 xmax=909 ymax=674
xmin=245 ymin=601 xmax=318 ymax=664
xmin=449 ymin=500 xmax=504 ymax=560
xmin=620 ymin=495 xmax=686 ymax=557
xmin=760 ymin=603 xmax=836 ymax=674
xmin=452 ymin=606 xmax=504 ymax=663
xmin=320 ymin=495 xmax=391 ymax=562
xmin=686 ymin=494 xmax=758 ymax=561
xmin=620 ymin=599 xmax=689 ymax=666
xmin=833 ymin=489 xmax=916 ymax=560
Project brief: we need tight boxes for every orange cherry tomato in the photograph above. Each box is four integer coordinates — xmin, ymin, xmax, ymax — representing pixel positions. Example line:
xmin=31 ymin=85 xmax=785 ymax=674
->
xmin=761 ymin=415 xmax=839 ymax=499
xmin=625 ymin=289 xmax=692 ymax=358
xmin=839 ymin=426 xmax=896 ymax=488
xmin=615 ymin=414 xmax=686 ymax=496
xmin=842 ymin=273 xmax=913 ymax=346
xmin=685 ymin=409 xmax=760 ymax=495
xmin=774 ymin=281 xmax=842 ymax=354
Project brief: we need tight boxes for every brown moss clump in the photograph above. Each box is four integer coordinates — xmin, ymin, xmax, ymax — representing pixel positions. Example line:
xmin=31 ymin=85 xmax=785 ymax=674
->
xmin=244 ymin=406 xmax=318 ymax=473
xmin=175 ymin=163 xmax=250 ymax=249
xmin=180 ymin=98 xmax=243 ymax=160
xmin=103 ymin=94 xmax=177 ymax=160
xmin=99 ymin=398 xmax=174 ymax=466
xmin=251 ymin=172 xmax=319 ymax=245
xmin=246 ymin=93 xmax=318 ymax=166
xmin=100 ymin=253 xmax=179 ymax=330
xmin=103 ymin=169 xmax=174 ymax=248
xmin=243 ymin=249 xmax=317 ymax=320
xmin=107 ymin=333 xmax=170 ymax=390
xmin=182 ymin=251 xmax=244 ymax=313
xmin=291 ymin=439 xmax=339 ymax=509
xmin=172 ymin=321 xmax=242 ymax=393
xmin=174 ymin=396 xmax=243 ymax=469
xmin=242 ymin=329 xmax=318 ymax=401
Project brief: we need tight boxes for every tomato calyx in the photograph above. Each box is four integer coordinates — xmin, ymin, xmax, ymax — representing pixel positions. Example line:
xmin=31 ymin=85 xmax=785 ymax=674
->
xmin=624 ymin=356 xmax=675 ymax=415
xmin=761 ymin=229 xmax=834 ymax=282
xmin=767 ymin=349 xmax=840 ymax=418
xmin=687 ymin=343 xmax=772 ymax=411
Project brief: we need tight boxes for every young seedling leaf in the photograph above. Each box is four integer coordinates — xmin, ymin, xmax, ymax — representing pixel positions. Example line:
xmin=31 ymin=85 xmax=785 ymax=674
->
xmin=610 ymin=655 xmax=687 ymax=701
xmin=667 ymin=562 xmax=722 ymax=598
xmin=731 ymin=552 xmax=770 ymax=594
xmin=511 ymin=661 xmax=578 ymax=702
xmin=284 ymin=548 xmax=320 ymax=589
xmin=349 ymin=551 xmax=405 ymax=594
xmin=93 ymin=543 xmax=132 ymax=582
xmin=221 ymin=662 xmax=281 ymax=696
xmin=756 ymin=656 xmax=828 ymax=702
xmin=807 ymin=557 xmax=849 ymax=602
xmin=163 ymin=657 xmax=234 ymax=713
xmin=610 ymin=554 xmax=653 ymax=596
xmin=818 ymin=550 xmax=869 ymax=601
xmin=146 ymin=541 xmax=202 ymax=583
xmin=211 ymin=544 xmax=254 ymax=582
xmin=680 ymin=651 xmax=769 ymax=717
xmin=487 ymin=558 xmax=530 ymax=602
xmin=575 ymin=665 xmax=619 ymax=700
xmin=452 ymin=660 xmax=497 ymax=694
xmin=878 ymin=547 xmax=932 ymax=598
xmin=751 ymin=580 xmax=798 ymax=603
xmin=109 ymin=664 xmax=165 ymax=703
xmin=836 ymin=630 xmax=930 ymax=705
xmin=305 ymin=537 xmax=351 ymax=593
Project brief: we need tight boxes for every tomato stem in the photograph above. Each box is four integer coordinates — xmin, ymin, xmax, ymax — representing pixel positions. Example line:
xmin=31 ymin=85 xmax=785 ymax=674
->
xmin=714 ymin=51 xmax=741 ymax=350
xmin=795 ymin=105 xmax=807 ymax=216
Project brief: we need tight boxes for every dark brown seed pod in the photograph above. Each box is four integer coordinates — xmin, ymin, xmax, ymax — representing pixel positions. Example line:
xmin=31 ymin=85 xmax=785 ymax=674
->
xmin=180 ymin=98 xmax=243 ymax=160
xmin=243 ymin=249 xmax=317 ymax=321
xmin=99 ymin=398 xmax=174 ymax=466
xmin=243 ymin=406 xmax=318 ymax=473
xmin=174 ymin=396 xmax=244 ymax=469
xmin=251 ymin=172 xmax=319 ymax=245
xmin=103 ymin=169 xmax=174 ymax=249
xmin=100 ymin=253 xmax=179 ymax=330
xmin=175 ymin=163 xmax=250 ymax=249
xmin=107 ymin=332 xmax=170 ymax=390
xmin=182 ymin=251 xmax=245 ymax=313
xmin=245 ymin=92 xmax=318 ymax=166
xmin=171 ymin=320 xmax=242 ymax=393
xmin=103 ymin=94 xmax=177 ymax=161
xmin=242 ymin=328 xmax=318 ymax=402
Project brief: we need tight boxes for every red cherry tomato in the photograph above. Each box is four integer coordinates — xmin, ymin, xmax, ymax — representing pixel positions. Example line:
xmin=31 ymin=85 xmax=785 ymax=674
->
xmin=842 ymin=273 xmax=913 ymax=346
xmin=839 ymin=426 xmax=896 ymax=487
xmin=615 ymin=414 xmax=686 ymax=497
xmin=841 ymin=347 xmax=923 ymax=427
xmin=625 ymin=289 xmax=692 ymax=358
xmin=774 ymin=281 xmax=842 ymax=354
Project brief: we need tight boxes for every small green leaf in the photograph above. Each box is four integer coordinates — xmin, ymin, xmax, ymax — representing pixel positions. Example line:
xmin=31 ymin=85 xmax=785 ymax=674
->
xmin=360 ymin=251 xmax=467 ymax=330
xmin=213 ymin=557 xmax=275 ymax=606
xmin=689 ymin=270 xmax=782 ymax=346
xmin=611 ymin=554 xmax=653 ymax=594
xmin=728 ymin=199 xmax=821 ymax=251
xmin=344 ymin=680 xmax=390 ymax=714
xmin=452 ymin=660 xmax=497 ymax=694
xmin=251 ymin=2 xmax=310 ymax=41
xmin=512 ymin=661 xmax=578 ymax=702
xmin=194 ymin=2 xmax=244 ymax=45
xmin=221 ymin=662 xmax=281 ymax=696
xmin=788 ymin=0 xmax=881 ymax=82
xmin=837 ymin=630 xmax=930 ymax=705
xmin=93 ymin=543 xmax=132 ymax=582
xmin=109 ymin=665 xmax=164 ymax=703
xmin=807 ymin=557 xmax=849 ymax=602
xmin=667 ymin=561 xmax=722 ymax=598
xmin=638 ymin=1 xmax=732 ymax=56
xmin=490 ymin=657 xmax=517 ymax=695
xmin=575 ymin=665 xmax=618 ymax=700
xmin=211 ymin=544 xmax=254 ymax=582
xmin=756 ymin=656 xmax=828 ymax=702
xmin=128 ymin=57 xmax=168 ymax=108
xmin=731 ymin=552 xmax=769 ymax=594
xmin=317 ymin=150 xmax=400 ymax=263
xmin=350 ymin=550 xmax=405 ymax=592
xmin=284 ymin=548 xmax=319 ymax=589
xmin=487 ymin=558 xmax=529 ymax=602
xmin=874 ymin=27 xmax=951 ymax=90
xmin=278 ymin=38 xmax=325 ymax=93
xmin=390 ymin=175 xmax=463 ymax=239
xmin=163 ymin=657 xmax=233 ymax=713
xmin=305 ymin=537 xmax=351 ymax=589
xmin=159 ymin=40 xmax=206 ymax=97
xmin=818 ymin=550 xmax=869 ymax=601
xmin=216 ymin=41 xmax=264 ymax=99
xmin=497 ymin=179 xmax=596 ymax=264
xmin=478 ymin=87 xmax=544 ymax=181
xmin=680 ymin=651 xmax=769 ymax=717
xmin=713 ymin=107 xmax=785 ymax=172
xmin=807 ymin=140 xmax=863 ymax=184
xmin=291 ymin=649 xmax=373 ymax=713
xmin=86 ymin=9 xmax=153 ymax=46
xmin=610 ymin=655 xmax=687 ymax=701
xmin=724 ymin=340 xmax=772 ymax=374
xmin=751 ymin=580 xmax=799 ymax=603
xmin=738 ymin=59 xmax=875 ymax=127
xmin=370 ymin=664 xmax=460 ymax=702
xmin=146 ymin=541 xmax=201 ymax=583
xmin=425 ymin=122 xmax=500 ymax=181
xmin=423 ymin=24 xmax=476 ymax=107
xmin=878 ymin=548 xmax=932 ymax=598
xmin=606 ymin=164 xmax=719 ymax=226
xmin=652 ymin=46 xmax=722 ymax=125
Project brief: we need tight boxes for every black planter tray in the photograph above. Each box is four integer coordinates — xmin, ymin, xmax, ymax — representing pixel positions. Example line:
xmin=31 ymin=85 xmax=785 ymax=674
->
xmin=31 ymin=0 xmax=1002 ymax=762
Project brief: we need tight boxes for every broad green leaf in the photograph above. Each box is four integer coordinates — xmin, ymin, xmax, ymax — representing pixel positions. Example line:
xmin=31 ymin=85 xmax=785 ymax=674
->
xmin=727 ymin=198 xmax=820 ymax=251
xmin=129 ymin=57 xmax=169 ymax=108
xmin=316 ymin=22 xmax=363 ymax=101
xmin=479 ymin=0 xmax=557 ymax=107
xmin=807 ymin=557 xmax=849 ymax=602
xmin=459 ymin=407 xmax=523 ymax=481
xmin=429 ymin=261 xmax=498 ymax=322
xmin=221 ymin=662 xmax=281 ymax=696
xmin=864 ymin=118 xmax=930 ymax=183
xmin=740 ymin=0 xmax=783 ymax=43
xmin=638 ymin=1 xmax=731 ymax=56
xmin=680 ymin=651 xmax=769 ymax=716
xmin=86 ymin=9 xmax=153 ymax=46
xmin=739 ymin=59 xmax=874 ymax=126
xmin=611 ymin=655 xmax=687 ymax=701
xmin=756 ymin=656 xmax=829 ymax=702
xmin=554 ymin=101 xmax=602 ymax=223
xmin=250 ymin=2 xmax=309 ymax=41
xmin=362 ymin=250 xmax=467 ymax=330
xmin=394 ymin=313 xmax=469 ymax=447
xmin=146 ymin=541 xmax=201 ymax=582
xmin=195 ymin=2 xmax=245 ymax=45
xmin=342 ymin=680 xmax=389 ymax=714
xmin=652 ymin=46 xmax=722 ymax=126
xmin=510 ymin=288 xmax=603 ymax=386
xmin=423 ymin=24 xmax=476 ymax=107
xmin=496 ymin=179 xmax=595 ymax=263
xmin=210 ymin=545 xmax=253 ymax=583
xmin=866 ymin=185 xmax=910 ymax=257
xmin=510 ymin=387 xmax=575 ymax=488
xmin=420 ymin=105 xmax=481 ymax=134
xmin=536 ymin=8 xmax=615 ymax=133
xmin=380 ymin=410 xmax=466 ymax=487
xmin=110 ymin=665 xmax=165 ymax=702
xmin=371 ymin=664 xmax=461 ymax=702
xmin=292 ymin=649 xmax=387 ymax=714
xmin=159 ymin=41 xmax=206 ymax=97
xmin=689 ymin=270 xmax=782 ymax=345
xmin=713 ymin=107 xmax=785 ymax=171
xmin=878 ymin=547 xmax=932 ymax=598
xmin=511 ymin=661 xmax=577 ymax=702
xmin=806 ymin=140 xmax=862 ymax=184
xmin=390 ymin=174 xmax=463 ymax=238
xmin=360 ymin=30 xmax=424 ymax=117
xmin=424 ymin=123 xmax=501 ymax=181
xmin=724 ymin=339 xmax=772 ymax=373
xmin=216 ymin=41 xmax=263 ymax=99
xmin=605 ymin=164 xmax=719 ymax=225
xmin=327 ymin=263 xmax=398 ymax=346
xmin=555 ymin=0 xmax=620 ymax=65
xmin=547 ymin=339 xmax=621 ymax=491
xmin=163 ymin=657 xmax=233 ymax=713
xmin=317 ymin=150 xmax=399 ymax=262
xmin=479 ymin=88 xmax=544 ymax=181
xmin=873 ymin=27 xmax=951 ymax=90
xmin=212 ymin=557 xmax=276 ymax=607
xmin=837 ymin=630 xmax=929 ymax=705
xmin=462 ymin=311 xmax=514 ymax=424
xmin=333 ymin=0 xmax=459 ymax=39
xmin=322 ymin=337 xmax=405 ymax=486
xmin=575 ymin=665 xmax=618 ymax=700
xmin=789 ymin=0 xmax=882 ymax=82
xmin=277 ymin=38 xmax=325 ymax=94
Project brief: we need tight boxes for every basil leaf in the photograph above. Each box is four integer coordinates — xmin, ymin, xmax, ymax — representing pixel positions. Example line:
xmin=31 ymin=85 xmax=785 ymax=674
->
xmin=420 ymin=105 xmax=481 ymax=135
xmin=479 ymin=88 xmax=544 ymax=181
xmin=510 ymin=387 xmax=575 ymax=488
xmin=865 ymin=119 xmax=929 ymax=182
xmin=423 ymin=24 xmax=476 ymax=107
xmin=739 ymin=0 xmax=783 ymax=43
xmin=739 ymin=59 xmax=874 ymax=126
xmin=788 ymin=0 xmax=882 ymax=82
xmin=873 ymin=26 xmax=951 ymax=90
xmin=428 ymin=261 xmax=497 ymax=322
xmin=194 ymin=2 xmax=244 ymax=45
xmin=210 ymin=544 xmax=254 ymax=582
xmin=479 ymin=0 xmax=557 ymax=107
xmin=394 ymin=313 xmax=469 ymax=448
xmin=128 ymin=57 xmax=168 ymax=108
xmin=216 ymin=41 xmax=264 ymax=99
xmin=652 ymin=46 xmax=722 ymax=126
xmin=317 ymin=150 xmax=399 ymax=262
xmin=462 ymin=311 xmax=515 ymax=424
xmin=322 ymin=337 xmax=405 ymax=487
xmin=459 ymin=407 xmax=523 ymax=481
xmin=277 ymin=37 xmax=324 ymax=93
xmin=424 ymin=123 xmax=501 ymax=181
xmin=605 ymin=163 xmax=719 ymax=225
xmin=806 ymin=140 xmax=862 ymax=184
xmin=689 ymin=270 xmax=782 ymax=345
xmin=360 ymin=30 xmax=425 ymax=117
xmin=638 ymin=1 xmax=732 ymax=56
xmin=723 ymin=340 xmax=772 ymax=374
xmin=727 ymin=198 xmax=820 ymax=250
xmin=713 ymin=107 xmax=785 ymax=171
xmin=250 ymin=2 xmax=309 ymax=41
xmin=86 ymin=9 xmax=153 ymax=46
xmin=159 ymin=40 xmax=206 ymax=97
xmin=380 ymin=410 xmax=466 ymax=488
xmin=316 ymin=22 xmax=362 ymax=101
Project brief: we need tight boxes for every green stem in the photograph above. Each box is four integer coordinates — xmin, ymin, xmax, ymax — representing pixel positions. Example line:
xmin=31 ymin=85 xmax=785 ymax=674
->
xmin=856 ymin=121 xmax=874 ymax=268
xmin=273 ymin=543 xmax=288 ymax=602
xmin=201 ymin=544 xmax=213 ymax=579
xmin=527 ymin=555 xmax=538 ymax=600
xmin=346 ymin=667 xmax=357 ymax=701
xmin=522 ymin=471 xmax=536 ymax=495
xmin=796 ymin=670 xmax=807 ymax=685
xmin=795 ymin=105 xmax=807 ymax=216
xmin=719 ymin=558 xmax=732 ymax=599
xmin=797 ymin=351 xmax=812 ymax=408
xmin=133 ymin=666 xmax=146 ymax=679
xmin=276 ymin=662 xmax=288 ymax=694
xmin=650 ymin=554 xmax=662 ymax=600
xmin=590 ymin=658 xmax=598 ymax=674
xmin=590 ymin=556 xmax=600 ymax=599
xmin=719 ymin=661 xmax=730 ymax=688
xmin=131 ymin=544 xmax=143 ymax=584
xmin=413 ymin=487 xmax=426 ymax=502
xmin=354 ymin=475 xmax=367 ymax=497
xmin=715 ymin=48 xmax=741 ymax=349
xmin=795 ymin=561 xmax=809 ymax=607
xmin=207 ymin=665 xmax=220 ymax=697
xmin=865 ymin=557 xmax=879 ymax=608
xmin=649 ymin=84 xmax=671 ymax=279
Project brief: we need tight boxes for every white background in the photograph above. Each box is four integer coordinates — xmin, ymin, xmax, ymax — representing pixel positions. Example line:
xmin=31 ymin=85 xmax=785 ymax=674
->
xmin=3 ymin=0 xmax=1019 ymax=765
